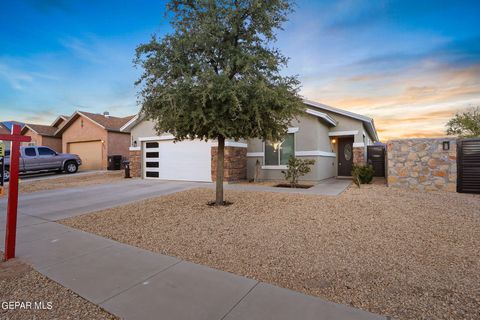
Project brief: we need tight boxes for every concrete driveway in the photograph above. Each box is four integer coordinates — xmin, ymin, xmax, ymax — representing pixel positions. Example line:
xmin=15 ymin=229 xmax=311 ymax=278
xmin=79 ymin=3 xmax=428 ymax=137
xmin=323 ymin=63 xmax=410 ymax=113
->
xmin=0 ymin=179 xmax=205 ymax=222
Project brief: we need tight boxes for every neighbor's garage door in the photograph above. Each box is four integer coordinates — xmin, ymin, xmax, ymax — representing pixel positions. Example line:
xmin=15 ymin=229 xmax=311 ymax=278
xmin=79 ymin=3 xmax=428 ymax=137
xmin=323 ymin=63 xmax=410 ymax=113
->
xmin=68 ymin=141 xmax=103 ymax=170
xmin=457 ymin=138 xmax=480 ymax=194
xmin=143 ymin=140 xmax=213 ymax=182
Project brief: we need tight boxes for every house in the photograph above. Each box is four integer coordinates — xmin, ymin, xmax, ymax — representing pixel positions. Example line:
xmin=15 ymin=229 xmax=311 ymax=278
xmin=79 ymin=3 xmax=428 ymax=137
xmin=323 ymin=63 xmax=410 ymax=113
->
xmin=1 ymin=121 xmax=24 ymax=150
xmin=55 ymin=111 xmax=134 ymax=170
xmin=123 ymin=100 xmax=378 ymax=182
xmin=0 ymin=123 xmax=9 ymax=135
xmin=20 ymin=116 xmax=69 ymax=152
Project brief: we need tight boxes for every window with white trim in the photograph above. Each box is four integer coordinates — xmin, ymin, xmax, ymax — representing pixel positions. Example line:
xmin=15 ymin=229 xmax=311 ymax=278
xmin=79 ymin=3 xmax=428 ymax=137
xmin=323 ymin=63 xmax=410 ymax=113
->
xmin=264 ymin=133 xmax=295 ymax=166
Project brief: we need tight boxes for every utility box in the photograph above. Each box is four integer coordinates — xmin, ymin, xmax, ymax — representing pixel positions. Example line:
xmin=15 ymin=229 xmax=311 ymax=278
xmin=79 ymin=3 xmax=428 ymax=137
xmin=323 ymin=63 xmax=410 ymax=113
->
xmin=107 ymin=155 xmax=122 ymax=170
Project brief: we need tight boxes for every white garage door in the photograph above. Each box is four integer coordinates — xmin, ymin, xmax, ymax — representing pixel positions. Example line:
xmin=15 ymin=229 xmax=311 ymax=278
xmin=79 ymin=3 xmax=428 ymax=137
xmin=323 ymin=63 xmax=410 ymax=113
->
xmin=143 ymin=139 xmax=213 ymax=182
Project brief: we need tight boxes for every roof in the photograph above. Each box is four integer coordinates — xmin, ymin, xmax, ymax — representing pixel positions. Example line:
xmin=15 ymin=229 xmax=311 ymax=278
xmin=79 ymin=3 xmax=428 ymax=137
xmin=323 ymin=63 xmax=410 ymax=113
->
xmin=21 ymin=124 xmax=58 ymax=137
xmin=0 ymin=123 xmax=10 ymax=134
xmin=56 ymin=111 xmax=136 ymax=136
xmin=303 ymin=99 xmax=379 ymax=141
xmin=51 ymin=115 xmax=69 ymax=128
xmin=121 ymin=100 xmax=379 ymax=142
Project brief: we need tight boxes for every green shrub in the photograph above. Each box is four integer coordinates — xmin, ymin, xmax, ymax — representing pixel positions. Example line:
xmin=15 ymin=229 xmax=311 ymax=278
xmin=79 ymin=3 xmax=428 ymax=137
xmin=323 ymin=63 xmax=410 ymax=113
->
xmin=351 ymin=165 xmax=374 ymax=187
xmin=281 ymin=156 xmax=316 ymax=188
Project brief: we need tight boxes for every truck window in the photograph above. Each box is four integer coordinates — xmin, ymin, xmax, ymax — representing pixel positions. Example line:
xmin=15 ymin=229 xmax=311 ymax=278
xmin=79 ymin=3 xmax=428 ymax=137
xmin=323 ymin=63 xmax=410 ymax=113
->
xmin=24 ymin=147 xmax=37 ymax=157
xmin=38 ymin=147 xmax=56 ymax=156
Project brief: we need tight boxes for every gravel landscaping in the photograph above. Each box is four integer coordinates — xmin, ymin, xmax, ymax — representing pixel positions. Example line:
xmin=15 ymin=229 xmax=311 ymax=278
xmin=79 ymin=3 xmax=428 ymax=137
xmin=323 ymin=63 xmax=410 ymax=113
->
xmin=60 ymin=183 xmax=480 ymax=320
xmin=0 ymin=253 xmax=115 ymax=320
xmin=6 ymin=171 xmax=125 ymax=194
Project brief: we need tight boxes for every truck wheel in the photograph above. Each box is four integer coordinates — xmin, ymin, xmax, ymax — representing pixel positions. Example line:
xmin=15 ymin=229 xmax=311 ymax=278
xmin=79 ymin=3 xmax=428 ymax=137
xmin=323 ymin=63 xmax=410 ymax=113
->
xmin=64 ymin=161 xmax=78 ymax=174
xmin=3 ymin=167 xmax=9 ymax=182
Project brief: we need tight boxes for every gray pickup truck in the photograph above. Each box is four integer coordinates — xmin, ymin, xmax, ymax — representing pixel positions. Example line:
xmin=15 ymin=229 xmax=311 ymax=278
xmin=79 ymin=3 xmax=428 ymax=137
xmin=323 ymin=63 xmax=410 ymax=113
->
xmin=2 ymin=146 xmax=82 ymax=181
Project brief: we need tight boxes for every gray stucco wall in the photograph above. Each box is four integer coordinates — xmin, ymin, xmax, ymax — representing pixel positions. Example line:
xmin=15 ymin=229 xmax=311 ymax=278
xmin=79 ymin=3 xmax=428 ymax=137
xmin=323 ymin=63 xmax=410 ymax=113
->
xmin=247 ymin=114 xmax=337 ymax=182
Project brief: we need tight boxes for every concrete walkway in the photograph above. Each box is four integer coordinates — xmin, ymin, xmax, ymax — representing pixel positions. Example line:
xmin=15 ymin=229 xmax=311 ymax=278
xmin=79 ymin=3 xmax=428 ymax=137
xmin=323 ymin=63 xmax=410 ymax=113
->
xmin=0 ymin=181 xmax=384 ymax=320
xmin=226 ymin=178 xmax=351 ymax=196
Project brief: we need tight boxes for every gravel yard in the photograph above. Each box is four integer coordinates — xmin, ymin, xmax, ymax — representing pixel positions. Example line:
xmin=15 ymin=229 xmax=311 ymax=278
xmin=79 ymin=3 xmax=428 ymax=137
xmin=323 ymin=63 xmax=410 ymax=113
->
xmin=6 ymin=171 xmax=125 ymax=194
xmin=0 ymin=253 xmax=115 ymax=320
xmin=61 ymin=183 xmax=480 ymax=320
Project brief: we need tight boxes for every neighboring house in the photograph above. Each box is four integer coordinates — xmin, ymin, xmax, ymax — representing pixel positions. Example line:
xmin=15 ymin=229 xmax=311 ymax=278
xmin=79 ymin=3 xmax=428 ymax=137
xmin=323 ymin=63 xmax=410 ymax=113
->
xmin=1 ymin=121 xmax=24 ymax=150
xmin=21 ymin=115 xmax=69 ymax=151
xmin=123 ymin=100 xmax=378 ymax=182
xmin=56 ymin=111 xmax=134 ymax=170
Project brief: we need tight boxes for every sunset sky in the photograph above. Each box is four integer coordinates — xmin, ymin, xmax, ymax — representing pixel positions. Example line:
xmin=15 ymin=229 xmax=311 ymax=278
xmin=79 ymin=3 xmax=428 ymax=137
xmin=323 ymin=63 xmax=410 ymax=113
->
xmin=1 ymin=0 xmax=479 ymax=141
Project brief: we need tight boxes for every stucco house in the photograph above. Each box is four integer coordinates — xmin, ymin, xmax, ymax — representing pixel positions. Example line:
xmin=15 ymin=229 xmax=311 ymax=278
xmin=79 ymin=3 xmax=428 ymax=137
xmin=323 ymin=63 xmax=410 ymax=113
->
xmin=123 ymin=100 xmax=378 ymax=182
xmin=20 ymin=115 xmax=69 ymax=152
xmin=56 ymin=111 xmax=134 ymax=170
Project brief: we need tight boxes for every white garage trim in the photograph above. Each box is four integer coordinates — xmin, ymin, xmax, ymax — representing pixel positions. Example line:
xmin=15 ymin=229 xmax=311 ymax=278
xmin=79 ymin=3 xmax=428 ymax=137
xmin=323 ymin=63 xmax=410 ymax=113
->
xmin=139 ymin=135 xmax=175 ymax=141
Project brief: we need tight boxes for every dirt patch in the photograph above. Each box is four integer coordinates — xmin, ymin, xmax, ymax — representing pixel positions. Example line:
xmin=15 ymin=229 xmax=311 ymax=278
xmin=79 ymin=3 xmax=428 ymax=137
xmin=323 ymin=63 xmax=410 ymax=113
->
xmin=60 ymin=185 xmax=480 ymax=320
xmin=5 ymin=171 xmax=126 ymax=194
xmin=0 ymin=253 xmax=116 ymax=319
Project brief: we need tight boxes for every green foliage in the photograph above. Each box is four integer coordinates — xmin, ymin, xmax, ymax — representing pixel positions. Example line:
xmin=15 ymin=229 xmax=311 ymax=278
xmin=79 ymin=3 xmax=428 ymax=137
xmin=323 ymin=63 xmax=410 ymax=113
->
xmin=281 ymin=156 xmax=315 ymax=188
xmin=351 ymin=165 xmax=374 ymax=187
xmin=134 ymin=0 xmax=304 ymax=143
xmin=446 ymin=107 xmax=480 ymax=138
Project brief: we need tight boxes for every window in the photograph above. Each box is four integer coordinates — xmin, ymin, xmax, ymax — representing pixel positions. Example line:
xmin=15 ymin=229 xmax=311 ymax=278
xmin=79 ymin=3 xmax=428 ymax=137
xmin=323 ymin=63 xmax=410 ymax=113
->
xmin=146 ymin=152 xmax=159 ymax=158
xmin=38 ymin=147 xmax=56 ymax=156
xmin=5 ymin=150 xmax=10 ymax=157
xmin=146 ymin=142 xmax=159 ymax=148
xmin=24 ymin=147 xmax=37 ymax=157
xmin=264 ymin=133 xmax=295 ymax=166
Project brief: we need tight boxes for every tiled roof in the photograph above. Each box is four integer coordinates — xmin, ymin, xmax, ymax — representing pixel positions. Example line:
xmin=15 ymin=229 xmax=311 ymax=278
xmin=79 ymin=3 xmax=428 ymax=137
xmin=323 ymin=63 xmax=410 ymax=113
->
xmin=24 ymin=124 xmax=58 ymax=136
xmin=79 ymin=111 xmax=136 ymax=131
xmin=0 ymin=123 xmax=10 ymax=134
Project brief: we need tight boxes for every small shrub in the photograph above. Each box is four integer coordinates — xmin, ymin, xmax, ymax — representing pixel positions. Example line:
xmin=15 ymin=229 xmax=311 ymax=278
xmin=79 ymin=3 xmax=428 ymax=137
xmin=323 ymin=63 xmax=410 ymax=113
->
xmin=351 ymin=165 xmax=374 ymax=187
xmin=281 ymin=156 xmax=316 ymax=188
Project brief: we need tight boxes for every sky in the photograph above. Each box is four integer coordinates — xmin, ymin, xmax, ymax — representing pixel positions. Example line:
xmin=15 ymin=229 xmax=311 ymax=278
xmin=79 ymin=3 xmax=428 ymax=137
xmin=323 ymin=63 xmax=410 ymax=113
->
xmin=1 ymin=0 xmax=479 ymax=141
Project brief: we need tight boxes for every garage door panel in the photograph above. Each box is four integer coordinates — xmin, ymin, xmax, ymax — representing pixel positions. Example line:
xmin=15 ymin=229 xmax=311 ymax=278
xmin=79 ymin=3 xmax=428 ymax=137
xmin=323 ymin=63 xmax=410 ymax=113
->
xmin=143 ymin=140 xmax=212 ymax=182
xmin=68 ymin=141 xmax=102 ymax=170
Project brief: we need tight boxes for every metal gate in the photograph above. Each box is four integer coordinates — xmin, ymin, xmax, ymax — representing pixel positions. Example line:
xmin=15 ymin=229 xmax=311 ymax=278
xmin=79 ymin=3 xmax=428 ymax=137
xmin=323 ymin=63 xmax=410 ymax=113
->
xmin=457 ymin=138 xmax=480 ymax=194
xmin=367 ymin=145 xmax=385 ymax=177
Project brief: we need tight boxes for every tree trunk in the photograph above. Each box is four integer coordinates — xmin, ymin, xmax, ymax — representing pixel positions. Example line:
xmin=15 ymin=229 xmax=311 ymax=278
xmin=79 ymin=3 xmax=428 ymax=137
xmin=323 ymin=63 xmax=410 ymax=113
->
xmin=215 ymin=135 xmax=225 ymax=205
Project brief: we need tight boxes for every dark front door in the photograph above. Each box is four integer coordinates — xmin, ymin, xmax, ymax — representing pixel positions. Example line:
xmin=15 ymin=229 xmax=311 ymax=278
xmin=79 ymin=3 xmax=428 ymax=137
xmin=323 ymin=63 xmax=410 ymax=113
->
xmin=338 ymin=137 xmax=354 ymax=176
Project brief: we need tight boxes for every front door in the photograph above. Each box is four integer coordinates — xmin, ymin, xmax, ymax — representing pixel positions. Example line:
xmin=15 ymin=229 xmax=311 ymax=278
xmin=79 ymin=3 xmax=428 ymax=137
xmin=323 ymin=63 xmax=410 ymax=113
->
xmin=338 ymin=137 xmax=354 ymax=176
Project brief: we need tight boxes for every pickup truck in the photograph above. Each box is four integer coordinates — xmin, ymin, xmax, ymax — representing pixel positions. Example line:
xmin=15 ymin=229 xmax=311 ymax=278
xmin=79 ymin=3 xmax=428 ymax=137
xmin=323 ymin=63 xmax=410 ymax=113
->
xmin=2 ymin=146 xmax=82 ymax=182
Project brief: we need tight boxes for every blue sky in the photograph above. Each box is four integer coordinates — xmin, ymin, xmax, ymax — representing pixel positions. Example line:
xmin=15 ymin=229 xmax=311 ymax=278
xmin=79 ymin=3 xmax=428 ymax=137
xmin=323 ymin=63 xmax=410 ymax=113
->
xmin=1 ymin=0 xmax=479 ymax=140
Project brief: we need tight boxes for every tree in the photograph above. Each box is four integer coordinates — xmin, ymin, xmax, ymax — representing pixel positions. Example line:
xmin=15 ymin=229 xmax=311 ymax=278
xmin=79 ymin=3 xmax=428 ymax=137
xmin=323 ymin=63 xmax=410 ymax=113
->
xmin=135 ymin=0 xmax=304 ymax=205
xmin=446 ymin=107 xmax=480 ymax=138
xmin=281 ymin=156 xmax=315 ymax=188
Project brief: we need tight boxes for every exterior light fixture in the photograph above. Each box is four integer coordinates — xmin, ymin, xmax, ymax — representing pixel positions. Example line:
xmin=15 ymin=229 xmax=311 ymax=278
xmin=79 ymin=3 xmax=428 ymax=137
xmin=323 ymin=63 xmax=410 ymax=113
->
xmin=331 ymin=138 xmax=337 ymax=144
xmin=442 ymin=141 xmax=450 ymax=151
xmin=133 ymin=140 xmax=137 ymax=147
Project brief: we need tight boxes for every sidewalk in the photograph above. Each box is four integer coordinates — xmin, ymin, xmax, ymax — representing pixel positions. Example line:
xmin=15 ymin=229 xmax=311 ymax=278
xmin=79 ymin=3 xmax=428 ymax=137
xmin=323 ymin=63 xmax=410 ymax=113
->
xmin=2 ymin=221 xmax=384 ymax=320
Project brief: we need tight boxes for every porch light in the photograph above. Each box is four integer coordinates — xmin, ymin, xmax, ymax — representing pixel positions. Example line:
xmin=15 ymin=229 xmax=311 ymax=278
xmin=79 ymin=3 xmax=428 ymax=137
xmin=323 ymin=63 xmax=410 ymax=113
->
xmin=331 ymin=138 xmax=337 ymax=144
xmin=133 ymin=140 xmax=137 ymax=147
xmin=443 ymin=141 xmax=450 ymax=151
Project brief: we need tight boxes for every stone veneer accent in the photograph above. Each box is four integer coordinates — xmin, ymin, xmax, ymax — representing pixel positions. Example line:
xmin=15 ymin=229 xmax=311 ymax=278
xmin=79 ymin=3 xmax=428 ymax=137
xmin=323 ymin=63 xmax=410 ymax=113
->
xmin=129 ymin=149 xmax=141 ymax=178
xmin=211 ymin=146 xmax=247 ymax=182
xmin=353 ymin=147 xmax=366 ymax=165
xmin=387 ymin=138 xmax=457 ymax=192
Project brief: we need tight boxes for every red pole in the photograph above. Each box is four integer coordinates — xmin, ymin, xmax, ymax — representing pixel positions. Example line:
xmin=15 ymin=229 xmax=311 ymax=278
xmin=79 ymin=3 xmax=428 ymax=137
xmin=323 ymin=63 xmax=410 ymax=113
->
xmin=4 ymin=124 xmax=21 ymax=260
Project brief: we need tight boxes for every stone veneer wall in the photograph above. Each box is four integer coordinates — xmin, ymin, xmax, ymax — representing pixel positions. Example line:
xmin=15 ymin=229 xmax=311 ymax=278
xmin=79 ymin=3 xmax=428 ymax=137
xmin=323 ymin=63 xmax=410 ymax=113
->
xmin=211 ymin=146 xmax=247 ymax=182
xmin=387 ymin=138 xmax=457 ymax=192
xmin=129 ymin=149 xmax=141 ymax=178
xmin=353 ymin=147 xmax=366 ymax=165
